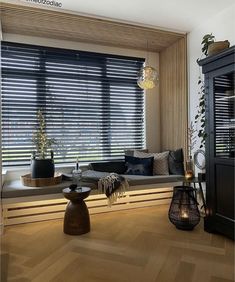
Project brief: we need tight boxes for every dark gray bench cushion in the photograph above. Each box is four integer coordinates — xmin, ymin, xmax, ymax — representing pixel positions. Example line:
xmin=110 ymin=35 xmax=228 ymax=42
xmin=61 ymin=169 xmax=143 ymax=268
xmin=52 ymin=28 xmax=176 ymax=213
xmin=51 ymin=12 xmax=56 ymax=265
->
xmin=2 ymin=180 xmax=97 ymax=198
xmin=82 ymin=170 xmax=184 ymax=186
xmin=123 ymin=174 xmax=184 ymax=186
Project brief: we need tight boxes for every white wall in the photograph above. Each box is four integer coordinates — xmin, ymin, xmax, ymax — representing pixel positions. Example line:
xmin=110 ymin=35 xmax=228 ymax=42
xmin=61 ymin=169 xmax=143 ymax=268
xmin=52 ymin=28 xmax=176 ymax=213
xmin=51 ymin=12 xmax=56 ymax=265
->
xmin=3 ymin=33 xmax=160 ymax=153
xmin=188 ymin=3 xmax=235 ymax=154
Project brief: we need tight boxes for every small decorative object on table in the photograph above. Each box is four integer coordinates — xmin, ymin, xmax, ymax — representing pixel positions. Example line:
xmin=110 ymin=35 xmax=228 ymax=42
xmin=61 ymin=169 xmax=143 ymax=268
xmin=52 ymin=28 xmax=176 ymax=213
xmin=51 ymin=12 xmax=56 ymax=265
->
xmin=69 ymin=184 xmax=77 ymax=191
xmin=168 ymin=186 xmax=200 ymax=230
xmin=72 ymin=157 xmax=82 ymax=187
xmin=63 ymin=186 xmax=91 ymax=235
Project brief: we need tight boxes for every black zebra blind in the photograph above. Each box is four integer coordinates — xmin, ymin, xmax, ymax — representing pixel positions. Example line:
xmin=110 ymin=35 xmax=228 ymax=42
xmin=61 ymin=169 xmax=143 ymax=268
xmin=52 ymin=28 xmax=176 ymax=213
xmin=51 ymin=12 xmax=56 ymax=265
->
xmin=214 ymin=72 xmax=235 ymax=158
xmin=1 ymin=42 xmax=145 ymax=166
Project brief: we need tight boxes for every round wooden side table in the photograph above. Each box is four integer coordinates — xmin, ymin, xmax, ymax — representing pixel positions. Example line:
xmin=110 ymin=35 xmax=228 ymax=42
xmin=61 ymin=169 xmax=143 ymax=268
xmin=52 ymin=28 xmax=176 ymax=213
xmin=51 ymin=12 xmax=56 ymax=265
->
xmin=63 ymin=187 xmax=91 ymax=235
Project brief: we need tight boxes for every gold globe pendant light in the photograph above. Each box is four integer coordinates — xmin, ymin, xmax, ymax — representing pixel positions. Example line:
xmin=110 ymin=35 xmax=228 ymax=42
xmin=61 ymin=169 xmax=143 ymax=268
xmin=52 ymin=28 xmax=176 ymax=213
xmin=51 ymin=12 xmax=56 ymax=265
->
xmin=137 ymin=40 xmax=158 ymax=90
xmin=137 ymin=66 xmax=157 ymax=89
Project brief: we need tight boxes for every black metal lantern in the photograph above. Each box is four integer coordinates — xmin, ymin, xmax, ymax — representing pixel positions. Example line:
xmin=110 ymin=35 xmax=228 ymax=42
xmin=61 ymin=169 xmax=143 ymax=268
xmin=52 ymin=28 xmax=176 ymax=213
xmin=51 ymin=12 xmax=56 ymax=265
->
xmin=168 ymin=186 xmax=200 ymax=230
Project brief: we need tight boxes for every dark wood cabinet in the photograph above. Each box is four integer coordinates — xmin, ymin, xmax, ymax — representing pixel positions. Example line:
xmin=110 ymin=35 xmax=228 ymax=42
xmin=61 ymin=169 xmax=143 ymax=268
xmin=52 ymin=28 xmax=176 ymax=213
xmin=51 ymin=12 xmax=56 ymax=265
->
xmin=198 ymin=46 xmax=235 ymax=240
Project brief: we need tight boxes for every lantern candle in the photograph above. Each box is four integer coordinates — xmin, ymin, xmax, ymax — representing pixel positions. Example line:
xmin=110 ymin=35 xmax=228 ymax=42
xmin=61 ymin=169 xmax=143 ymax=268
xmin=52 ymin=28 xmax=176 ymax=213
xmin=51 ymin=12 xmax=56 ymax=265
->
xmin=181 ymin=210 xmax=189 ymax=219
xmin=168 ymin=186 xmax=200 ymax=230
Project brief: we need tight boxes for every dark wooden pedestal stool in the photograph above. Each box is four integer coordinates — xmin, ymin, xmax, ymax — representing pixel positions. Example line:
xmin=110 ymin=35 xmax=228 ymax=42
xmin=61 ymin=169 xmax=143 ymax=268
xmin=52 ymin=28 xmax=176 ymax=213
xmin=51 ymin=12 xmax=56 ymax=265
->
xmin=63 ymin=187 xmax=91 ymax=235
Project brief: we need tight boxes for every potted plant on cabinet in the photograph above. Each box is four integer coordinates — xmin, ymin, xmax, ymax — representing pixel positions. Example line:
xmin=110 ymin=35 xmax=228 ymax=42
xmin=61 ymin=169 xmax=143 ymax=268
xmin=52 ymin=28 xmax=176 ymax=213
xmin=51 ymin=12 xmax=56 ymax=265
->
xmin=31 ymin=110 xmax=57 ymax=179
xmin=201 ymin=33 xmax=230 ymax=57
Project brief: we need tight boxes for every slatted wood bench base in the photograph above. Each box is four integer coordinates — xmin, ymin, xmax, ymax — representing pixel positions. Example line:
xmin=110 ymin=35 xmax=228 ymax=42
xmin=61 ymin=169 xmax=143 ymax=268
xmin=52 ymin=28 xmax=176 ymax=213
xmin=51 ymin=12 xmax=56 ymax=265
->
xmin=2 ymin=186 xmax=175 ymax=226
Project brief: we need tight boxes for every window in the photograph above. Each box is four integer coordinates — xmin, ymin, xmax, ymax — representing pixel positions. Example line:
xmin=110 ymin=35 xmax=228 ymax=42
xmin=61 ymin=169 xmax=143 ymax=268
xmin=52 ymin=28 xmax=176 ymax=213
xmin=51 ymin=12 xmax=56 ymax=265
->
xmin=1 ymin=42 xmax=145 ymax=166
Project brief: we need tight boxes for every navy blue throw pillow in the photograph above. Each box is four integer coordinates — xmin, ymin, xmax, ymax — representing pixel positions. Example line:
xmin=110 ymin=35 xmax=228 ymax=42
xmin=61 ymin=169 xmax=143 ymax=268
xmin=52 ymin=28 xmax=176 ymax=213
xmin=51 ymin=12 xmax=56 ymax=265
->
xmin=124 ymin=155 xmax=154 ymax=176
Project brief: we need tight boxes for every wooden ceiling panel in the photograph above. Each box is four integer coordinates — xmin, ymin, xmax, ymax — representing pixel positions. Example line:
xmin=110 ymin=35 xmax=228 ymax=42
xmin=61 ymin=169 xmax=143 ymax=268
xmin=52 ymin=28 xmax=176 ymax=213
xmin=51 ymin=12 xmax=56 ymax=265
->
xmin=0 ymin=3 xmax=185 ymax=52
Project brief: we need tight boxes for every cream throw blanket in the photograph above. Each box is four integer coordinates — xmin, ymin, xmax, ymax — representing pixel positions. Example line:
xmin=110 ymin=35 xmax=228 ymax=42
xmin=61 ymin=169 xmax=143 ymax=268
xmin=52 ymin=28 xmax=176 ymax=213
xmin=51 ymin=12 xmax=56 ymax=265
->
xmin=98 ymin=173 xmax=129 ymax=206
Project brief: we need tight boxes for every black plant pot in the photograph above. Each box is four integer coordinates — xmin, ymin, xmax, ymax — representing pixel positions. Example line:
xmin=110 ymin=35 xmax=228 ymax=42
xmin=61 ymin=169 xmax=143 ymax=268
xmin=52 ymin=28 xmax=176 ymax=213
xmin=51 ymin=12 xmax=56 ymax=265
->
xmin=31 ymin=159 xmax=55 ymax=179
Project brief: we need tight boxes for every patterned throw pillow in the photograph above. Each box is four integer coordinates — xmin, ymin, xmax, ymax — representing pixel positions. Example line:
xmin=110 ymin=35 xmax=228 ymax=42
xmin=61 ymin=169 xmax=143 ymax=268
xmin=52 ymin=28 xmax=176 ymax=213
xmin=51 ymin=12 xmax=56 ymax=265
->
xmin=124 ymin=155 xmax=154 ymax=176
xmin=134 ymin=151 xmax=169 ymax=175
xmin=124 ymin=149 xmax=148 ymax=157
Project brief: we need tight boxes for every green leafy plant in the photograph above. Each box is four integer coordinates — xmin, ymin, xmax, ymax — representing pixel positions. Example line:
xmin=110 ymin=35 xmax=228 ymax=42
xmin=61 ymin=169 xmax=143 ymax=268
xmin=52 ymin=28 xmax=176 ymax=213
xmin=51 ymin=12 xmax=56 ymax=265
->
xmin=194 ymin=76 xmax=207 ymax=148
xmin=32 ymin=110 xmax=56 ymax=159
xmin=193 ymin=34 xmax=214 ymax=149
xmin=201 ymin=33 xmax=215 ymax=56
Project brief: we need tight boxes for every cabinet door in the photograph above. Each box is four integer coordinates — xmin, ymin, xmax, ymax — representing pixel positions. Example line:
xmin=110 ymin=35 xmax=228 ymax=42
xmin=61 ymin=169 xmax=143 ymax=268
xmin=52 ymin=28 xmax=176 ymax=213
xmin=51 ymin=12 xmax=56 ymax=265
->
xmin=205 ymin=66 xmax=234 ymax=240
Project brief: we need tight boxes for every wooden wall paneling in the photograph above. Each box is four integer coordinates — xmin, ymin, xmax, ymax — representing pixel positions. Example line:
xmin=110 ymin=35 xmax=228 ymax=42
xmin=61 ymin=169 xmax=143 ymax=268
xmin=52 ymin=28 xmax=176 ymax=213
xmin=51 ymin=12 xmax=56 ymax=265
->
xmin=159 ymin=37 xmax=188 ymax=154
xmin=0 ymin=3 xmax=185 ymax=52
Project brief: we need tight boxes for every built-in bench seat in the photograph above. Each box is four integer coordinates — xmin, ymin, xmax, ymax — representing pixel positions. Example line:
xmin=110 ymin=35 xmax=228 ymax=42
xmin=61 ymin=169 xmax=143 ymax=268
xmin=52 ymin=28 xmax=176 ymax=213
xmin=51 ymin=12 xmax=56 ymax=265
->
xmin=2 ymin=151 xmax=185 ymax=227
xmin=2 ymin=173 xmax=183 ymax=199
xmin=2 ymin=174 xmax=183 ymax=227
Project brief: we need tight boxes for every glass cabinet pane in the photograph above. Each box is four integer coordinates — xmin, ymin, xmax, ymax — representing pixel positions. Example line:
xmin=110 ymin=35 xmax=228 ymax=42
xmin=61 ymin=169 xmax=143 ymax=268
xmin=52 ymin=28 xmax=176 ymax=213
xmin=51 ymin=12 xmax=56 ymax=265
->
xmin=214 ymin=71 xmax=235 ymax=158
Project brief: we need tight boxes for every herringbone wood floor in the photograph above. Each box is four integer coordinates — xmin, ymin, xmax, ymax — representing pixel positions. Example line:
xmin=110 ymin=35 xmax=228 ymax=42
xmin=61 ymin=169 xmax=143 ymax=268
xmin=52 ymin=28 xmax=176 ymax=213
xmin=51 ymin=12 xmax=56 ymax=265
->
xmin=1 ymin=205 xmax=234 ymax=282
